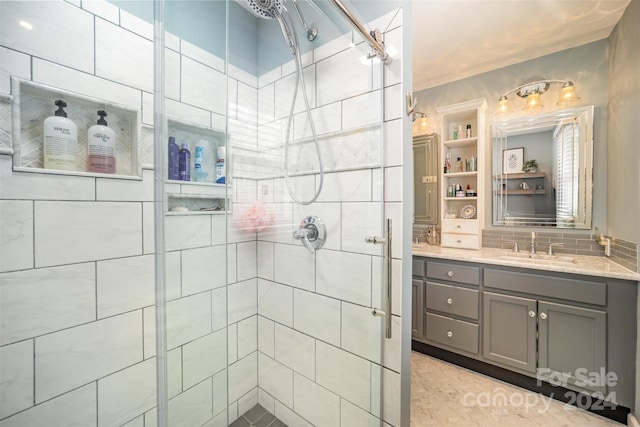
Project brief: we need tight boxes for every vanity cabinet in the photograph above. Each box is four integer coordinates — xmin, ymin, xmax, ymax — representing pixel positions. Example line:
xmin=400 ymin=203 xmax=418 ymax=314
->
xmin=412 ymin=255 xmax=637 ymax=409
xmin=412 ymin=259 xmax=425 ymax=340
xmin=436 ymin=99 xmax=487 ymax=250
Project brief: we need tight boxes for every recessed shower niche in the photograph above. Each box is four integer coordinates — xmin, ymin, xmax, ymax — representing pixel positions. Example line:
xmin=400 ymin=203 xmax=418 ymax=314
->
xmin=10 ymin=77 xmax=142 ymax=177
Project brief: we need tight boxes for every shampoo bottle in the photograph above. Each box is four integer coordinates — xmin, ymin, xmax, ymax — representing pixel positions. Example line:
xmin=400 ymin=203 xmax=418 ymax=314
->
xmin=179 ymin=143 xmax=191 ymax=181
xmin=87 ymin=110 xmax=116 ymax=173
xmin=193 ymin=144 xmax=208 ymax=182
xmin=216 ymin=146 xmax=225 ymax=184
xmin=168 ymin=137 xmax=180 ymax=180
xmin=43 ymin=99 xmax=77 ymax=171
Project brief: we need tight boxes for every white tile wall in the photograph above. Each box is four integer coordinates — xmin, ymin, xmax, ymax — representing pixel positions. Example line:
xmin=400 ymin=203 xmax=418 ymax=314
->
xmin=0 ymin=384 xmax=96 ymax=427
xmin=120 ymin=9 xmax=154 ymax=41
xmin=258 ymin=316 xmax=275 ymax=357
xmin=34 ymin=201 xmax=142 ymax=267
xmin=228 ymin=352 xmax=258 ymax=404
xmin=228 ymin=323 xmax=238 ymax=364
xmin=237 ymin=241 xmax=257 ymax=282
xmin=257 ymin=241 xmax=274 ymax=280
xmin=181 ymin=57 xmax=227 ymax=116
xmin=0 ymin=200 xmax=33 ymax=272
xmin=316 ymin=169 xmax=372 ymax=202
xmin=274 ymin=400 xmax=313 ymax=427
xmin=293 ymin=373 xmax=340 ymax=426
xmin=96 ymin=170 xmax=154 ymax=201
xmin=181 ymin=245 xmax=227 ymax=295
xmin=165 ymin=292 xmax=212 ymax=350
xmin=0 ymin=1 xmax=94 ymax=73
xmin=258 ymin=388 xmax=275 ymax=414
xmin=316 ymin=342 xmax=371 ymax=411
xmin=0 ymin=263 xmax=95 ymax=346
xmin=237 ymin=315 xmax=258 ymax=359
xmin=182 ymin=40 xmax=225 ymax=74
xmin=258 ymin=353 xmax=293 ymax=408
xmin=257 ymin=279 xmax=293 ymax=326
xmin=211 ymin=286 xmax=227 ymax=332
xmin=341 ymin=399 xmax=380 ymax=427
xmin=0 ymin=340 xmax=33 ymax=419
xmin=316 ymin=249 xmax=372 ymax=306
xmin=35 ymin=311 xmax=143 ymax=402
xmin=316 ymin=48 xmax=371 ymax=107
xmin=341 ymin=301 xmax=382 ymax=363
xmin=274 ymin=324 xmax=315 ymax=380
xmin=97 ymin=254 xmax=154 ymax=318
xmin=0 ymin=47 xmax=29 ymax=94
xmin=168 ymin=378 xmax=213 ymax=427
xmin=164 ymin=214 xmax=211 ymax=251
xmin=237 ymin=388 xmax=258 ymax=416
xmin=82 ymin=0 xmax=119 ymax=24
xmin=293 ymin=289 xmax=340 ymax=347
xmin=341 ymin=202 xmax=383 ymax=255
xmin=274 ymin=66 xmax=316 ymax=120
xmin=97 ymin=358 xmax=156 ymax=427
xmin=274 ymin=244 xmax=315 ymax=291
xmin=182 ymin=329 xmax=227 ymax=389
xmin=212 ymin=369 xmax=228 ymax=417
xmin=227 ymin=278 xmax=257 ymax=324
xmin=342 ymin=90 xmax=382 ymax=130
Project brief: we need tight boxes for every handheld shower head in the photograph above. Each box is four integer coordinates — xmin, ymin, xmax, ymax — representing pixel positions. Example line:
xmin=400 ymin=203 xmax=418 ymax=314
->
xmin=245 ymin=0 xmax=283 ymax=19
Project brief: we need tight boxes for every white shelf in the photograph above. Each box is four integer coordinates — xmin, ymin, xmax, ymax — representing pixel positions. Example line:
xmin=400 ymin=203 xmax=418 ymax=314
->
xmin=443 ymin=137 xmax=477 ymax=148
xmin=444 ymin=171 xmax=477 ymax=178
xmin=444 ymin=197 xmax=478 ymax=200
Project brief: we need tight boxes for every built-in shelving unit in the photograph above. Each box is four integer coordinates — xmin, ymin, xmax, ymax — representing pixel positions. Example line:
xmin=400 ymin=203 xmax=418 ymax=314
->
xmin=437 ymin=98 xmax=487 ymax=250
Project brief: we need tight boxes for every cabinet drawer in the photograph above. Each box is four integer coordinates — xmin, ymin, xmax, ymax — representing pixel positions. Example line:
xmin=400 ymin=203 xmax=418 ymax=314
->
xmin=442 ymin=219 xmax=478 ymax=234
xmin=426 ymin=312 xmax=479 ymax=355
xmin=441 ymin=233 xmax=480 ymax=250
xmin=426 ymin=282 xmax=479 ymax=319
xmin=426 ymin=261 xmax=479 ymax=285
xmin=412 ymin=258 xmax=425 ymax=277
xmin=484 ymin=268 xmax=606 ymax=306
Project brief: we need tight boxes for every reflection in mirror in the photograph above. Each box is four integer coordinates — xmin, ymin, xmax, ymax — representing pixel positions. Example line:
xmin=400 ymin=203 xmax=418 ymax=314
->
xmin=492 ymin=106 xmax=594 ymax=228
xmin=413 ymin=133 xmax=439 ymax=225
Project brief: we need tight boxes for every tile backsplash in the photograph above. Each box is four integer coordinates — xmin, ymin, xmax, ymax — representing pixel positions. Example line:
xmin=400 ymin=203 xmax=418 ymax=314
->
xmin=610 ymin=237 xmax=638 ymax=272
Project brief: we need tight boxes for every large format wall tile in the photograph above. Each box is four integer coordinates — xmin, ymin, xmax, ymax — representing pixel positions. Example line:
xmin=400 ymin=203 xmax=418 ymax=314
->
xmin=316 ymin=169 xmax=372 ymax=202
xmin=0 ymin=383 xmax=96 ymax=427
xmin=341 ymin=301 xmax=381 ymax=363
xmin=257 ymin=279 xmax=293 ymax=326
xmin=228 ymin=352 xmax=258 ymax=404
xmin=0 ymin=46 xmax=30 ymax=94
xmin=168 ymin=377 xmax=213 ymax=427
xmin=97 ymin=358 xmax=156 ymax=427
xmin=181 ymin=57 xmax=226 ymax=116
xmin=166 ymin=292 xmax=212 ymax=350
xmin=0 ymin=263 xmax=95 ymax=346
xmin=181 ymin=245 xmax=227 ymax=295
xmin=97 ymin=254 xmax=154 ymax=318
xmin=237 ymin=315 xmax=258 ymax=359
xmin=274 ymin=244 xmax=315 ymax=291
xmin=182 ymin=329 xmax=227 ymax=389
xmin=293 ymin=289 xmax=340 ymax=347
xmin=165 ymin=214 xmax=211 ymax=251
xmin=258 ymin=353 xmax=293 ymax=408
xmin=0 ymin=340 xmax=33 ymax=419
xmin=96 ymin=169 xmax=154 ymax=201
xmin=316 ymin=249 xmax=372 ymax=306
xmin=316 ymin=341 xmax=371 ymax=411
xmin=0 ymin=1 xmax=94 ymax=73
xmin=293 ymin=373 xmax=340 ymax=427
xmin=34 ymin=201 xmax=142 ymax=267
xmin=316 ymin=48 xmax=371 ymax=107
xmin=0 ymin=200 xmax=33 ymax=272
xmin=341 ymin=202 xmax=383 ymax=256
xmin=274 ymin=324 xmax=315 ymax=380
xmin=35 ymin=311 xmax=142 ymax=402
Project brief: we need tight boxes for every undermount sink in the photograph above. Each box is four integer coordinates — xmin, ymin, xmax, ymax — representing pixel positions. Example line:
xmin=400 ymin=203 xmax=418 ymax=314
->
xmin=498 ymin=252 xmax=577 ymax=265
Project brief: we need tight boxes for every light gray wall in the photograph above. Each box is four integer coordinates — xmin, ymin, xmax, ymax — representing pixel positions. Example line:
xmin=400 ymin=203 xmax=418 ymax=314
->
xmin=414 ymin=40 xmax=609 ymax=233
xmin=607 ymin=0 xmax=640 ymax=271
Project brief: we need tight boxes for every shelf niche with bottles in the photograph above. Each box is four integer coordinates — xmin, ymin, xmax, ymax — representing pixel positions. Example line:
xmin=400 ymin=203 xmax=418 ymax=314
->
xmin=437 ymin=98 xmax=487 ymax=250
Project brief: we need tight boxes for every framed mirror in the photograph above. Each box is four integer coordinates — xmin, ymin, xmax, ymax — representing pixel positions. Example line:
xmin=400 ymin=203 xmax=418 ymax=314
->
xmin=413 ymin=133 xmax=439 ymax=224
xmin=492 ymin=105 xmax=594 ymax=228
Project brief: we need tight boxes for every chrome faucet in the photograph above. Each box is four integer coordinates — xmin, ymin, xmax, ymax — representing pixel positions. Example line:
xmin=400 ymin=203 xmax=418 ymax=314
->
xmin=530 ymin=232 xmax=536 ymax=254
xmin=504 ymin=240 xmax=519 ymax=253
xmin=547 ymin=243 xmax=563 ymax=255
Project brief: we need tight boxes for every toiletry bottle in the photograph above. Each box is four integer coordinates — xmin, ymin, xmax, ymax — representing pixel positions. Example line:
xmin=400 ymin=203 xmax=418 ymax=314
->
xmin=453 ymin=128 xmax=458 ymax=140
xmin=43 ymin=99 xmax=78 ymax=171
xmin=179 ymin=143 xmax=191 ymax=181
xmin=216 ymin=146 xmax=225 ymax=184
xmin=469 ymin=154 xmax=476 ymax=172
xmin=466 ymin=124 xmax=472 ymax=138
xmin=194 ymin=145 xmax=206 ymax=182
xmin=457 ymin=125 xmax=463 ymax=140
xmin=168 ymin=137 xmax=179 ymax=180
xmin=456 ymin=157 xmax=462 ymax=172
xmin=87 ymin=110 xmax=116 ymax=174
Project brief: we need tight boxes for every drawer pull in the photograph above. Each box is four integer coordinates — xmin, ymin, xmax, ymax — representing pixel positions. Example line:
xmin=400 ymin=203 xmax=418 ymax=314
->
xmin=528 ymin=310 xmax=536 ymax=318
xmin=540 ymin=312 xmax=548 ymax=320
xmin=447 ymin=271 xmax=454 ymax=277
xmin=447 ymin=331 xmax=453 ymax=338
xmin=456 ymin=240 xmax=462 ymax=244
xmin=447 ymin=298 xmax=453 ymax=305
xmin=456 ymin=225 xmax=462 ymax=229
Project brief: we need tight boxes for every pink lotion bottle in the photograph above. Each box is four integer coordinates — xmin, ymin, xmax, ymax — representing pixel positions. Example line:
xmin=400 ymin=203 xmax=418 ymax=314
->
xmin=87 ymin=110 xmax=116 ymax=173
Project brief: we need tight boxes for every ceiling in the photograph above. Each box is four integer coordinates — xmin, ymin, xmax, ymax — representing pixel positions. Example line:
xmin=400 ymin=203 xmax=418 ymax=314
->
xmin=411 ymin=0 xmax=631 ymax=91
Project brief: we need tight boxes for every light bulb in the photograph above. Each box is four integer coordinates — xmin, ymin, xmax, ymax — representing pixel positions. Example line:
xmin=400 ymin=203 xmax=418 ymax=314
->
xmin=496 ymin=96 xmax=512 ymax=116
xmin=557 ymin=81 xmax=580 ymax=107
xmin=523 ymin=92 xmax=543 ymax=112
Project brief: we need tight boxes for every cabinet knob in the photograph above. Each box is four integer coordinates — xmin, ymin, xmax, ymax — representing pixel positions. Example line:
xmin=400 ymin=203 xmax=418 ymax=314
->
xmin=540 ymin=312 xmax=548 ymax=320
xmin=447 ymin=331 xmax=453 ymax=338
xmin=456 ymin=240 xmax=462 ymax=244
xmin=447 ymin=271 xmax=454 ymax=277
xmin=528 ymin=310 xmax=536 ymax=318
xmin=456 ymin=225 xmax=462 ymax=229
xmin=447 ymin=298 xmax=453 ymax=305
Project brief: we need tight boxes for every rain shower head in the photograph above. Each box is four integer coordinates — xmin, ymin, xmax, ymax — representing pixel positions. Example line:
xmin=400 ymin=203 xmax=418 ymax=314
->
xmin=245 ymin=0 xmax=283 ymax=19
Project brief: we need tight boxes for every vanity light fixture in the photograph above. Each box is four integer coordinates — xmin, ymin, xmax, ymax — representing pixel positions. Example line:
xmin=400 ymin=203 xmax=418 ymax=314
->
xmin=412 ymin=111 xmax=432 ymax=134
xmin=496 ymin=79 xmax=581 ymax=116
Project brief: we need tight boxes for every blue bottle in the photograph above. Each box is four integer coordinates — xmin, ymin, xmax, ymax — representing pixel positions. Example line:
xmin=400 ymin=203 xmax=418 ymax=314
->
xmin=179 ymin=143 xmax=191 ymax=181
xmin=168 ymin=137 xmax=180 ymax=180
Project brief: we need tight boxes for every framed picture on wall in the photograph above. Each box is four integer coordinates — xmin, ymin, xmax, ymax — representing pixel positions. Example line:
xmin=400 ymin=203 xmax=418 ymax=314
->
xmin=503 ymin=147 xmax=524 ymax=174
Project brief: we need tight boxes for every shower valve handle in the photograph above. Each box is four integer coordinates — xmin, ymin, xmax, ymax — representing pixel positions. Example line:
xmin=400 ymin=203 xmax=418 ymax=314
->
xmin=293 ymin=216 xmax=326 ymax=255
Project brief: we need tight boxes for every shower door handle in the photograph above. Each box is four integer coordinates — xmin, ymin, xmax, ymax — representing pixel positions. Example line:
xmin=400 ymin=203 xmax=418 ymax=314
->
xmin=367 ymin=218 xmax=392 ymax=339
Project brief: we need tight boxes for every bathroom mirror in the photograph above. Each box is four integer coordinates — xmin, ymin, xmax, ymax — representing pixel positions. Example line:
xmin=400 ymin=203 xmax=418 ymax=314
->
xmin=413 ymin=133 xmax=439 ymax=225
xmin=492 ymin=105 xmax=594 ymax=228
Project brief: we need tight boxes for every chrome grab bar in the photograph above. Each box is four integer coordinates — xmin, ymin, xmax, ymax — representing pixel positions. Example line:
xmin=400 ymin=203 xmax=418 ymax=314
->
xmin=366 ymin=218 xmax=392 ymax=339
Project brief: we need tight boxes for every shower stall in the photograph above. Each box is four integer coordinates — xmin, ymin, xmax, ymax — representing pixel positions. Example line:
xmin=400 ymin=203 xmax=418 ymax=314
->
xmin=0 ymin=1 xmax=411 ymax=426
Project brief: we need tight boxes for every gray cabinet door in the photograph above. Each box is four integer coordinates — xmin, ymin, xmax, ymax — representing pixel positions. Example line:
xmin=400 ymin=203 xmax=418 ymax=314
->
xmin=483 ymin=292 xmax=537 ymax=373
xmin=412 ymin=279 xmax=425 ymax=340
xmin=538 ymin=301 xmax=607 ymax=393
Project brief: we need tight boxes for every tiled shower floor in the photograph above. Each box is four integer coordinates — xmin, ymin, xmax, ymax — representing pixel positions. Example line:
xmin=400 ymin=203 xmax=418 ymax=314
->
xmin=229 ymin=404 xmax=287 ymax=427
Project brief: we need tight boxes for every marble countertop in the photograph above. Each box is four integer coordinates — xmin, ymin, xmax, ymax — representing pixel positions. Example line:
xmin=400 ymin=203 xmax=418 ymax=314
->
xmin=412 ymin=244 xmax=640 ymax=282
